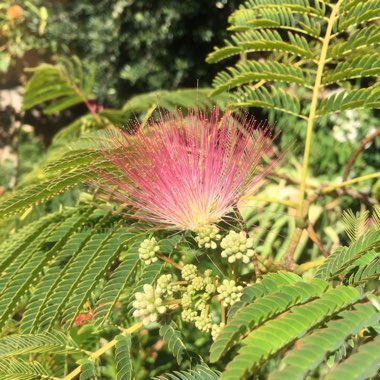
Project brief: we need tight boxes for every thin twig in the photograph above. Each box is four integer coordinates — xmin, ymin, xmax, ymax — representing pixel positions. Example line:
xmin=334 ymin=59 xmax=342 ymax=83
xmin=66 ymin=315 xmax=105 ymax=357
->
xmin=342 ymin=128 xmax=380 ymax=181
xmin=294 ymin=258 xmax=326 ymax=274
xmin=321 ymin=172 xmax=380 ymax=194
xmin=282 ymin=228 xmax=303 ymax=270
xmin=252 ymin=254 xmax=262 ymax=280
xmin=63 ymin=322 xmax=142 ymax=380
xmin=157 ymin=254 xmax=183 ymax=270
xmin=306 ymin=224 xmax=329 ymax=258
xmin=220 ymin=303 xmax=226 ymax=324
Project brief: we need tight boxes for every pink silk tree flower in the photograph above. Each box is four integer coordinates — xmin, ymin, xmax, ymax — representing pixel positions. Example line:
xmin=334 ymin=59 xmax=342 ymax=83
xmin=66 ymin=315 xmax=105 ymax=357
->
xmin=93 ymin=108 xmax=279 ymax=231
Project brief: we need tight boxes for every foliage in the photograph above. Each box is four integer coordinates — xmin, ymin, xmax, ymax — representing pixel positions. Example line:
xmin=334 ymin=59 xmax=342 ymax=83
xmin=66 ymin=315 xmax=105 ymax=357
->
xmin=207 ymin=0 xmax=380 ymax=117
xmin=20 ymin=0 xmax=241 ymax=105
xmin=0 ymin=1 xmax=48 ymax=74
xmin=207 ymin=0 xmax=380 ymax=176
xmin=0 ymin=1 xmax=379 ymax=379
xmin=23 ymin=57 xmax=96 ymax=115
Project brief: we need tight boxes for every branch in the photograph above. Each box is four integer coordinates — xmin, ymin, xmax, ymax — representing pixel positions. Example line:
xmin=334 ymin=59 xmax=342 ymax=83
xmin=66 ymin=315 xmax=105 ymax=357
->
xmin=320 ymin=172 xmax=380 ymax=194
xmin=342 ymin=128 xmax=380 ymax=181
xmin=294 ymin=258 xmax=326 ymax=274
xmin=158 ymin=254 xmax=183 ymax=270
xmin=306 ymin=223 xmax=329 ymax=258
xmin=241 ymin=195 xmax=298 ymax=208
xmin=297 ymin=0 xmax=343 ymax=217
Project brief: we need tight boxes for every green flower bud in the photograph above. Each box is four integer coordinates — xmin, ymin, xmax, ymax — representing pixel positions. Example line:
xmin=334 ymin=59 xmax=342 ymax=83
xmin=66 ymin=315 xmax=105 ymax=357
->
xmin=156 ymin=274 xmax=173 ymax=295
xmin=181 ymin=309 xmax=197 ymax=322
xmin=181 ymin=293 xmax=192 ymax=309
xmin=138 ymin=237 xmax=160 ymax=265
xmin=194 ymin=224 xmax=222 ymax=249
xmin=192 ymin=276 xmax=205 ymax=291
xmin=221 ymin=231 xmax=255 ymax=264
xmin=217 ymin=279 xmax=243 ymax=307
xmin=194 ymin=309 xmax=212 ymax=332
xmin=132 ymin=284 xmax=167 ymax=325
xmin=211 ymin=322 xmax=225 ymax=341
xmin=181 ymin=264 xmax=198 ymax=281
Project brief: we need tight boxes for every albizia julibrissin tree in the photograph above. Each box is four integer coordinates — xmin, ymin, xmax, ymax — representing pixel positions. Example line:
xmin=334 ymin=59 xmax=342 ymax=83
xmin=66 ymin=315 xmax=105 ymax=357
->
xmin=87 ymin=107 xmax=282 ymax=333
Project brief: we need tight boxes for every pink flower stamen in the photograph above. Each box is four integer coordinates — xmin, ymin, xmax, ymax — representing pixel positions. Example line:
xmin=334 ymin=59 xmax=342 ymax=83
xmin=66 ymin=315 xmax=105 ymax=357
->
xmin=93 ymin=108 xmax=279 ymax=231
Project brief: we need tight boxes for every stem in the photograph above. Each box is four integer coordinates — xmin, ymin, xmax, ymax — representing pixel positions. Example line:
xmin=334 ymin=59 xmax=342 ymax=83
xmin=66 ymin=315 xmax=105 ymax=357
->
xmin=297 ymin=0 xmax=343 ymax=217
xmin=157 ymin=254 xmax=183 ymax=270
xmin=252 ymin=254 xmax=262 ymax=280
xmin=321 ymin=172 xmax=380 ymax=194
xmin=306 ymin=224 xmax=329 ymax=258
xmin=220 ymin=303 xmax=226 ymax=324
xmin=63 ymin=322 xmax=142 ymax=380
xmin=163 ymin=299 xmax=182 ymax=306
xmin=342 ymin=128 xmax=380 ymax=181
xmin=60 ymin=70 xmax=101 ymax=123
xmin=242 ymin=195 xmax=298 ymax=208
xmin=294 ymin=258 xmax=325 ymax=274
xmin=284 ymin=1 xmax=343 ymax=265
xmin=282 ymin=228 xmax=303 ymax=270
xmin=208 ymin=250 xmax=227 ymax=277
xmin=141 ymin=104 xmax=157 ymax=128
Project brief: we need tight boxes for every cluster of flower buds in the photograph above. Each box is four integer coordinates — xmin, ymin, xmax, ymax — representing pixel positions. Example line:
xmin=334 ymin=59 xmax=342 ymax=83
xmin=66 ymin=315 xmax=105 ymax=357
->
xmin=193 ymin=224 xmax=222 ymax=249
xmin=181 ymin=264 xmax=198 ymax=281
xmin=138 ymin=237 xmax=160 ymax=265
xmin=132 ymin=284 xmax=166 ymax=326
xmin=211 ymin=322 xmax=225 ymax=341
xmin=220 ymin=231 xmax=255 ymax=264
xmin=180 ymin=265 xmax=216 ymax=332
xmin=195 ymin=309 xmax=212 ymax=332
xmin=133 ymin=274 xmax=174 ymax=325
xmin=132 ymin=251 xmax=247 ymax=335
xmin=217 ymin=279 xmax=243 ymax=307
xmin=156 ymin=274 xmax=173 ymax=296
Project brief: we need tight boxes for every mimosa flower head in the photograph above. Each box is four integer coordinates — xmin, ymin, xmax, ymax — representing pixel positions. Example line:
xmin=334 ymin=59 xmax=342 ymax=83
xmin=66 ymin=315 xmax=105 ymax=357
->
xmin=94 ymin=108 xmax=279 ymax=231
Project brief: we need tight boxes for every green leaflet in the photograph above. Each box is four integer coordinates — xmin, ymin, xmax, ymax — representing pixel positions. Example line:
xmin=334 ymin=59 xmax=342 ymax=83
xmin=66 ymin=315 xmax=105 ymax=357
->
xmin=153 ymin=364 xmax=221 ymax=380
xmin=211 ymin=61 xmax=306 ymax=96
xmin=93 ymin=236 xmax=143 ymax=327
xmin=0 ymin=209 xmax=89 ymax=330
xmin=0 ymin=211 xmax=63 ymax=273
xmin=323 ymin=53 xmax=380 ymax=85
xmin=268 ymin=302 xmax=380 ymax=380
xmin=20 ymin=229 xmax=93 ymax=333
xmin=0 ymin=331 xmax=80 ymax=359
xmin=316 ymin=83 xmax=380 ymax=117
xmin=115 ymin=335 xmax=133 ymax=380
xmin=160 ymin=322 xmax=189 ymax=365
xmin=339 ymin=0 xmax=380 ymax=30
xmin=220 ymin=285 xmax=361 ymax=380
xmin=61 ymin=225 xmax=143 ymax=330
xmin=23 ymin=58 xmax=95 ymax=115
xmin=78 ymin=359 xmax=96 ymax=380
xmin=122 ymin=88 xmax=223 ymax=114
xmin=210 ymin=275 xmax=328 ymax=362
xmin=231 ymin=86 xmax=302 ymax=118
xmin=316 ymin=230 xmax=380 ymax=279
xmin=324 ymin=334 xmax=380 ymax=380
xmin=0 ymin=358 xmax=52 ymax=380
xmin=207 ymin=0 xmax=380 ymax=133
xmin=346 ymin=254 xmax=380 ymax=285
xmin=0 ymin=169 xmax=87 ymax=218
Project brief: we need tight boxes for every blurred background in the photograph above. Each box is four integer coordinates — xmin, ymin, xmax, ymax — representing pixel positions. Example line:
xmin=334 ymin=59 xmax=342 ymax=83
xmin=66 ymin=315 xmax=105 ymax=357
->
xmin=1 ymin=0 xmax=239 ymax=139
